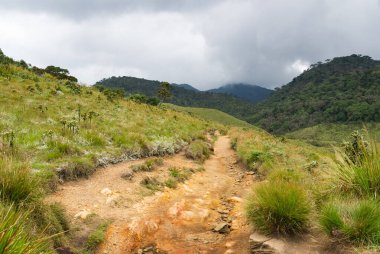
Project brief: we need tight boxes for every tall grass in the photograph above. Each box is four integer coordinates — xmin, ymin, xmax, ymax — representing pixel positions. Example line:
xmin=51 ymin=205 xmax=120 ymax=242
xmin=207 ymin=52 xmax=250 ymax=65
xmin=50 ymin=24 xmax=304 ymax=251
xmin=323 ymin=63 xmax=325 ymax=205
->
xmin=0 ymin=204 xmax=50 ymax=254
xmin=246 ymin=180 xmax=310 ymax=235
xmin=0 ymin=158 xmax=41 ymax=204
xmin=329 ymin=133 xmax=380 ymax=198
xmin=320 ymin=199 xmax=380 ymax=245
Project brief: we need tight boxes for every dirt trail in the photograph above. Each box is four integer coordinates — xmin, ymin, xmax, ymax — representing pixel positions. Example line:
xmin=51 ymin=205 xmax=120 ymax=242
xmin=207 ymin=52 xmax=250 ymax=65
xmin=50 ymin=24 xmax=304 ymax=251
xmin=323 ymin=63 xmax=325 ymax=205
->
xmin=48 ymin=136 xmax=254 ymax=253
xmin=48 ymin=136 xmax=328 ymax=254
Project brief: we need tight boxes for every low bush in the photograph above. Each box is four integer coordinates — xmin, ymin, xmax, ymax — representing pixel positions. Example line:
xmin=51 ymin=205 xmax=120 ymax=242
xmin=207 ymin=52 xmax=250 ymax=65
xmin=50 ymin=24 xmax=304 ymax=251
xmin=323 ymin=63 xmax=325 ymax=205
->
xmin=185 ymin=140 xmax=212 ymax=162
xmin=246 ymin=180 xmax=310 ymax=235
xmin=320 ymin=199 xmax=380 ymax=245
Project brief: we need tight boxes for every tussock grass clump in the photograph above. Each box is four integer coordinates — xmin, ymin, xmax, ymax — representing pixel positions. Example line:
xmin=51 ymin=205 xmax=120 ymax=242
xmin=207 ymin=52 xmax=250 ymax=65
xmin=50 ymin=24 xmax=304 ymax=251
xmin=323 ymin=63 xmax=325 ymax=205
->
xmin=165 ymin=167 xmax=203 ymax=189
xmin=164 ymin=178 xmax=177 ymax=189
xmin=58 ymin=156 xmax=96 ymax=180
xmin=320 ymin=199 xmax=380 ymax=245
xmin=246 ymin=180 xmax=310 ymax=235
xmin=140 ymin=177 xmax=162 ymax=191
xmin=185 ymin=140 xmax=212 ymax=162
xmin=131 ymin=158 xmax=163 ymax=172
xmin=329 ymin=132 xmax=380 ymax=198
xmin=0 ymin=204 xmax=50 ymax=254
xmin=0 ymin=158 xmax=41 ymax=204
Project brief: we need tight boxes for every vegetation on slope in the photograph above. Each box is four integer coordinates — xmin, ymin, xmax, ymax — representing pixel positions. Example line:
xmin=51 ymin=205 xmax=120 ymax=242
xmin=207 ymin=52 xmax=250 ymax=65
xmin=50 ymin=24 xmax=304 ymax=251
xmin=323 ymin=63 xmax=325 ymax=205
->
xmin=207 ymin=83 xmax=273 ymax=103
xmin=249 ymin=54 xmax=380 ymax=134
xmin=234 ymin=126 xmax=380 ymax=248
xmin=0 ymin=51 xmax=221 ymax=252
xmin=95 ymin=76 xmax=257 ymax=121
xmin=285 ymin=123 xmax=380 ymax=147
xmin=166 ymin=104 xmax=253 ymax=128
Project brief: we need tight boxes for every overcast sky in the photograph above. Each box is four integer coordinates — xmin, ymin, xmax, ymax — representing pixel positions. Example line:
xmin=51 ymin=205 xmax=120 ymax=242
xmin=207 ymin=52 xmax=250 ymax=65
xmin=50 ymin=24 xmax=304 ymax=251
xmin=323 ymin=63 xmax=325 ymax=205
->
xmin=1 ymin=0 xmax=380 ymax=89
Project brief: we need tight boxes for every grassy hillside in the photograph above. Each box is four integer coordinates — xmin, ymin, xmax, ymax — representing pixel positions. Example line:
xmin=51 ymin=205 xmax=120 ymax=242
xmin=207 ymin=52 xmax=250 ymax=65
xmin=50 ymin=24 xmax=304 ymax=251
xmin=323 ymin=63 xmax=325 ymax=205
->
xmin=166 ymin=104 xmax=253 ymax=128
xmin=0 ymin=54 xmax=221 ymax=252
xmin=249 ymin=55 xmax=380 ymax=134
xmin=95 ymin=76 xmax=257 ymax=121
xmin=285 ymin=123 xmax=380 ymax=146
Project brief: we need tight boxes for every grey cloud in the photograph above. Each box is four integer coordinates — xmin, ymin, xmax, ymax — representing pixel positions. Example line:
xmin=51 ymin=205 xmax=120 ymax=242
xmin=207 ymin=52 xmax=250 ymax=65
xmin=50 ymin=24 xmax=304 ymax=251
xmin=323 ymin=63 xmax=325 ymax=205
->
xmin=0 ymin=0 xmax=380 ymax=89
xmin=0 ymin=0 xmax=222 ymax=18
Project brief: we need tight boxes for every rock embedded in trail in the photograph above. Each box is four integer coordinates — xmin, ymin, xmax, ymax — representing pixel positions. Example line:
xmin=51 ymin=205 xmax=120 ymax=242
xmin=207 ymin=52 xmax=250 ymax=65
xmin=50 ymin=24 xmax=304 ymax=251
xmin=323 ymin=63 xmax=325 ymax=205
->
xmin=213 ymin=222 xmax=231 ymax=234
xmin=249 ymin=233 xmax=285 ymax=254
xmin=74 ymin=209 xmax=91 ymax=220
xmin=100 ymin=187 xmax=113 ymax=196
xmin=121 ymin=170 xmax=134 ymax=180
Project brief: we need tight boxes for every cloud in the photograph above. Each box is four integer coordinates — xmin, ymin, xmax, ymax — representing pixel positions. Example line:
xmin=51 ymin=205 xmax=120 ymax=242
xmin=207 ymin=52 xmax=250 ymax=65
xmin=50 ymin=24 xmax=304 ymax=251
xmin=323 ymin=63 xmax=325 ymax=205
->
xmin=0 ymin=0 xmax=380 ymax=89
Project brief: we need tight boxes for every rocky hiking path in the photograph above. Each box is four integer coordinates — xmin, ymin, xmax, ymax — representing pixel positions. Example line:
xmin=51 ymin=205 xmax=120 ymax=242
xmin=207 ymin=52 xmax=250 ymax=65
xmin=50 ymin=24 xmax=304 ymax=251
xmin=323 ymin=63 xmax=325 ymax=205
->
xmin=48 ymin=136 xmax=327 ymax=254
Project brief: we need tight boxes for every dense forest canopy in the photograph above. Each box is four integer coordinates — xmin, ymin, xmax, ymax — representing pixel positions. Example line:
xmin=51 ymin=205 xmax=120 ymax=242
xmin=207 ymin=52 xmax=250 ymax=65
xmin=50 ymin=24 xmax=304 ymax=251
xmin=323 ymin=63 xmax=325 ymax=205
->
xmin=95 ymin=76 xmax=258 ymax=120
xmin=248 ymin=54 xmax=380 ymax=133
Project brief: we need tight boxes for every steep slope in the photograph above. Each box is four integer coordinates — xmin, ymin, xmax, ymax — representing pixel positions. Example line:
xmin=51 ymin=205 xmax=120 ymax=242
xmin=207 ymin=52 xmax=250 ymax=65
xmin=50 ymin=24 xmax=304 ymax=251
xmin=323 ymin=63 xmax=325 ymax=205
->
xmin=95 ymin=76 xmax=257 ymax=121
xmin=249 ymin=54 xmax=380 ymax=134
xmin=208 ymin=83 xmax=273 ymax=103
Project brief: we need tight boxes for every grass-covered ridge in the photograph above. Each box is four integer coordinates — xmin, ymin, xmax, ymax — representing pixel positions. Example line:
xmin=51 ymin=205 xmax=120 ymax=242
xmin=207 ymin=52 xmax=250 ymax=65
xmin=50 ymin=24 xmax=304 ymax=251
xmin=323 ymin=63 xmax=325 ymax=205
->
xmin=166 ymin=104 xmax=253 ymax=128
xmin=0 ymin=55 xmax=222 ymax=252
xmin=285 ymin=123 xmax=380 ymax=147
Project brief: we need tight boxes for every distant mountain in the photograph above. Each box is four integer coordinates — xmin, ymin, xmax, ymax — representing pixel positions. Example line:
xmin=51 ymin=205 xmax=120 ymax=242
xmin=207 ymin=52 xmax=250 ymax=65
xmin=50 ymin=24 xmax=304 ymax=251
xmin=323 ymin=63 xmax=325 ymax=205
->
xmin=95 ymin=76 xmax=256 ymax=121
xmin=174 ymin=83 xmax=199 ymax=91
xmin=249 ymin=54 xmax=380 ymax=134
xmin=208 ymin=83 xmax=273 ymax=103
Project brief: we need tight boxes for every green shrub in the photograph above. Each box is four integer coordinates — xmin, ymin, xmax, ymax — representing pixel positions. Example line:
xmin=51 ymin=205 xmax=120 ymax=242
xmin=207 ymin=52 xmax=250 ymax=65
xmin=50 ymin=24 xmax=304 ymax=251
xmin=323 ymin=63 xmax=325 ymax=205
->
xmin=246 ymin=180 xmax=310 ymax=235
xmin=0 ymin=204 xmax=50 ymax=254
xmin=185 ymin=140 xmax=211 ymax=162
xmin=320 ymin=199 xmax=380 ymax=245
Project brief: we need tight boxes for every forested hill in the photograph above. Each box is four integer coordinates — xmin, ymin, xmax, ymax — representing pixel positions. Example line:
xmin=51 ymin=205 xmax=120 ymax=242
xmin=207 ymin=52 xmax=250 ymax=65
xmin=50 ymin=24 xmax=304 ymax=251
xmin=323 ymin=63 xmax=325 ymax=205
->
xmin=248 ymin=54 xmax=380 ymax=134
xmin=207 ymin=83 xmax=273 ymax=103
xmin=95 ymin=76 xmax=257 ymax=120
